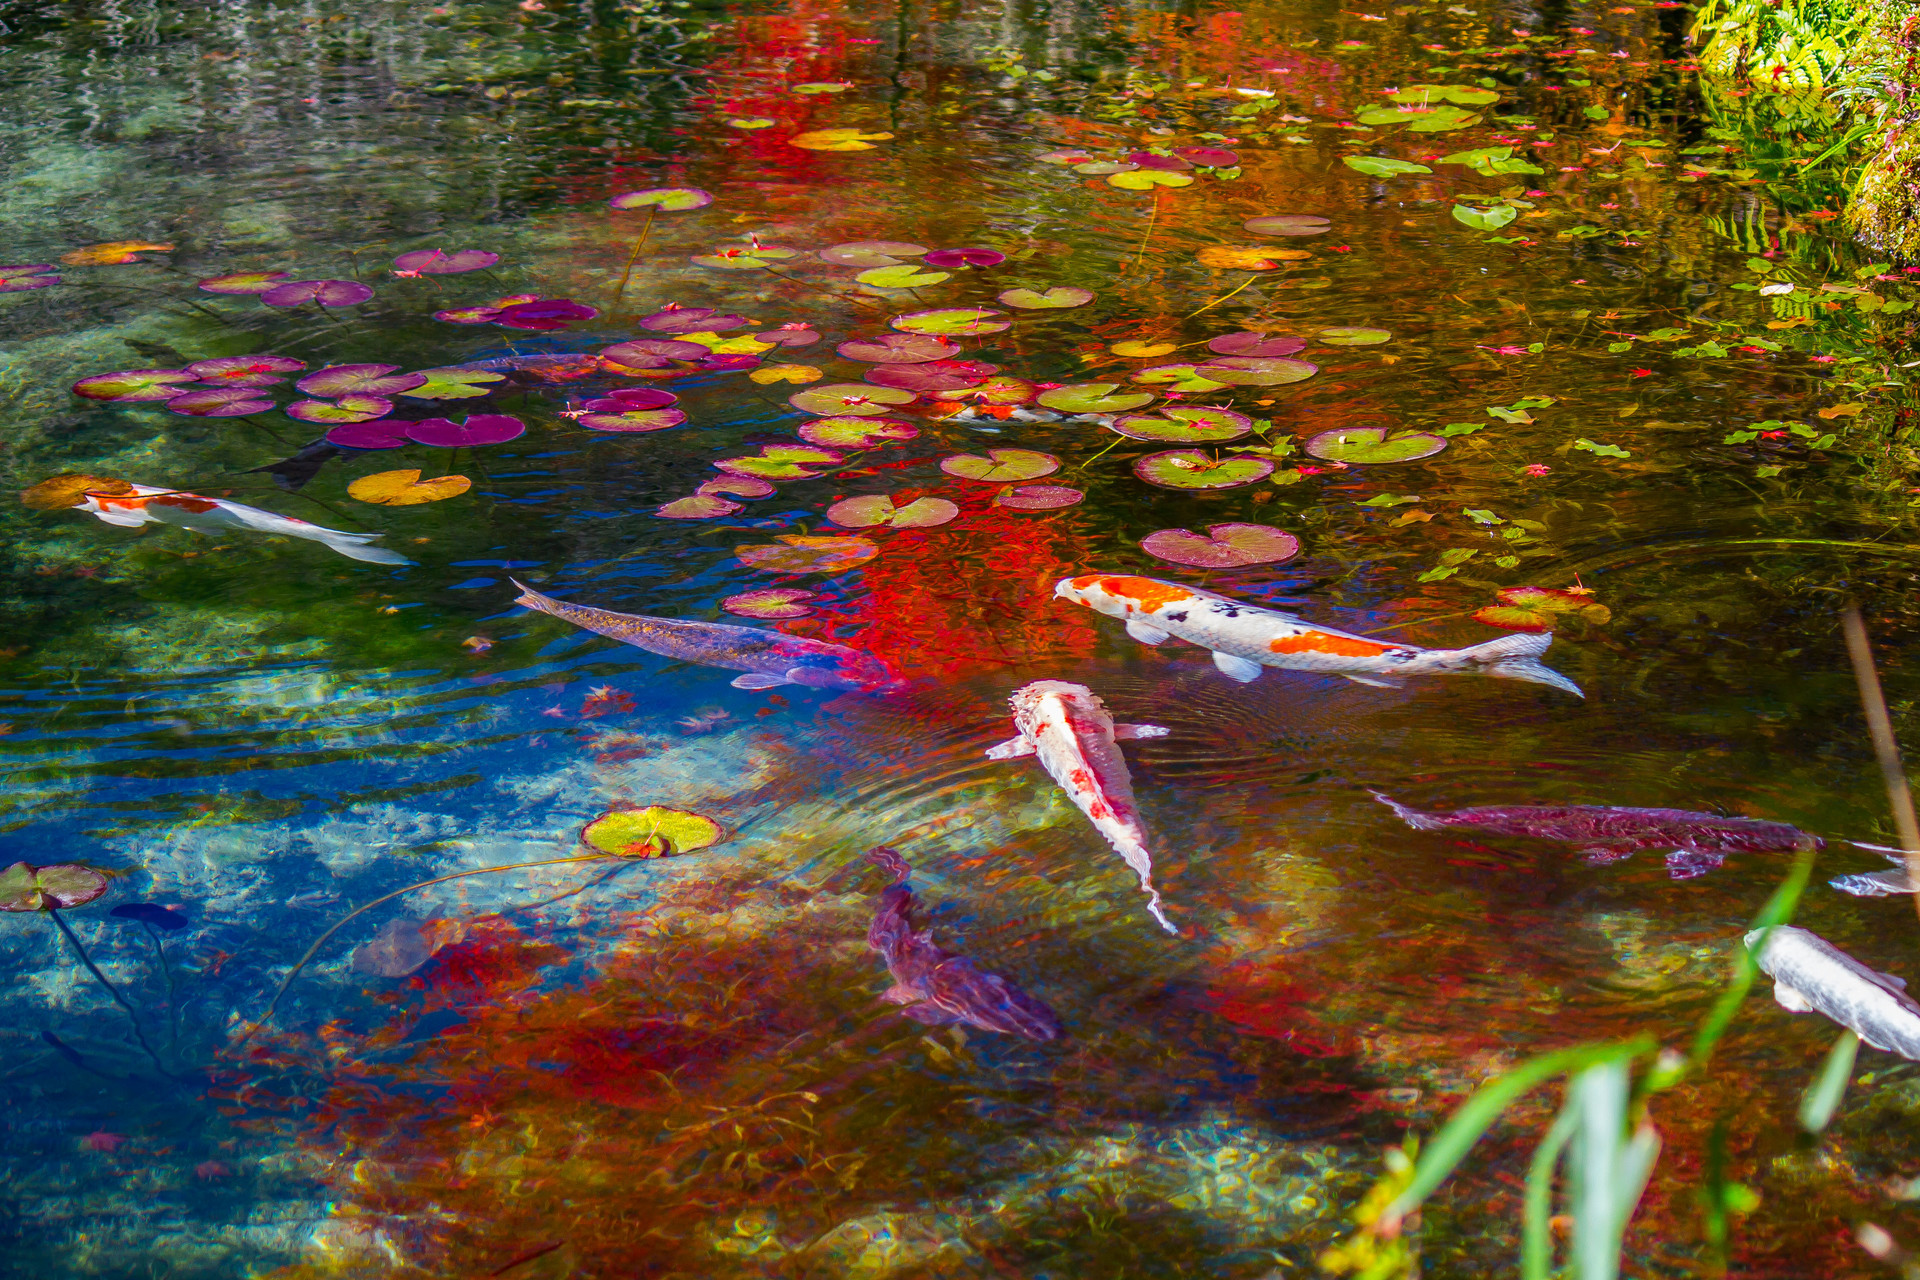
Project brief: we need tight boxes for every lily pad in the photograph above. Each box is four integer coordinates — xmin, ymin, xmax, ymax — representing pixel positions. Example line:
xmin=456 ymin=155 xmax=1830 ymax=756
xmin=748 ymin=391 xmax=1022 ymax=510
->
xmin=798 ymin=416 xmax=919 ymax=448
xmin=297 ymin=364 xmax=428 ymax=397
xmin=689 ymin=244 xmax=804 ymax=271
xmin=1471 ymin=586 xmax=1611 ymax=632
xmin=1142 ymin=523 xmax=1302 ymax=568
xmin=1244 ymin=215 xmax=1331 ymax=237
xmin=699 ymin=475 xmax=777 ymax=499
xmin=727 ymin=117 xmax=777 ymax=129
xmin=756 ymin=325 xmax=822 ymax=347
xmin=579 ymin=408 xmax=688 ymax=433
xmin=61 ymin=241 xmax=173 ymax=265
xmin=491 ymin=298 xmax=599 ymax=330
xmin=580 ymin=806 xmax=723 ymax=858
xmin=1111 ymin=340 xmax=1179 ymax=358
xmin=970 ymin=376 xmax=1036 ymax=405
xmin=924 ymin=248 xmax=1006 ymax=268
xmin=826 ymin=494 xmax=960 ymax=529
xmin=1109 ymin=170 xmax=1194 ymax=190
xmin=1133 ymin=450 xmax=1274 ymax=490
xmin=188 ymin=355 xmax=307 ymax=387
xmin=792 ymin=129 xmax=894 ymax=151
xmin=286 ymin=394 xmax=393 ymax=424
xmin=72 ymin=368 xmax=196 ymax=402
xmin=1343 ymin=156 xmax=1433 ymax=177
xmin=1304 ymin=426 xmax=1448 ymax=463
xmin=601 ymin=338 xmax=707 ymax=370
xmin=748 ymin=363 xmax=822 ymax=385
xmin=260 ymin=279 xmax=374 ymax=308
xmin=1452 ymin=204 xmax=1518 ymax=232
xmin=1112 ymin=407 xmax=1254 ymax=443
xmin=0 ymin=265 xmax=58 ymax=292
xmin=1128 ymin=151 xmax=1194 ymax=171
xmin=196 ymin=271 xmax=290 ymax=295
xmin=792 ymin=81 xmax=854 ymax=94
xmin=405 ymin=415 xmax=527 ymax=447
xmin=788 ymin=383 xmax=916 ymax=416
xmin=1317 ymin=327 xmax=1393 ymax=346
xmin=0 ymin=862 xmax=108 ymax=911
xmin=940 ymin=449 xmax=1060 ymax=482
xmin=1075 ymin=160 xmax=1138 ymax=176
xmin=641 ymin=306 xmax=749 ymax=334
xmin=1035 ymin=383 xmax=1156 ymax=414
xmin=166 ymin=387 xmax=274 ymax=417
xmin=1207 ymin=332 xmax=1308 ymax=357
xmin=723 ymin=588 xmax=819 ymax=619
xmin=1194 ymin=357 xmax=1319 ymax=386
xmin=657 ymin=495 xmax=742 ymax=520
xmin=890 ymin=308 xmax=1011 ymax=336
xmin=855 ymin=264 xmax=951 ymax=289
xmin=401 ymin=368 xmax=509 ymax=400
xmin=819 ymin=241 xmax=928 ymax=268
xmin=325 ymin=422 xmax=410 ymax=449
xmin=600 ymin=387 xmax=680 ymax=410
xmin=434 ymin=294 xmax=539 ymax=324
xmin=866 ymin=363 xmax=978 ymax=393
xmin=347 ymin=469 xmax=472 ymax=505
xmin=607 ymin=187 xmax=715 ymax=211
xmin=1198 ymin=246 xmax=1311 ymax=270
xmin=837 ymin=335 xmax=956 ymax=366
xmin=1132 ymin=364 xmax=1230 ymax=393
xmin=715 ymin=445 xmax=845 ymax=480
xmin=20 ymin=475 xmax=135 ymax=509
xmin=998 ymin=286 xmax=1094 ymax=309
xmin=994 ymin=484 xmax=1084 ymax=510
xmin=1037 ymin=149 xmax=1096 ymax=164
xmin=392 ymin=248 xmax=500 ymax=274
xmin=736 ymin=535 xmax=879 ymax=573
xmin=1177 ymin=146 xmax=1241 ymax=167
xmin=1389 ymin=83 xmax=1501 ymax=106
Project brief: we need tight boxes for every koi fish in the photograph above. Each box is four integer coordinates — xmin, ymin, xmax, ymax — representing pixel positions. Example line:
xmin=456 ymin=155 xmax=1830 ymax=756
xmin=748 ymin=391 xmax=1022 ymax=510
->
xmin=986 ymin=680 xmax=1177 ymax=933
xmin=1828 ymin=843 xmax=1918 ymax=897
xmin=511 ymin=580 xmax=900 ymax=691
xmin=1747 ymin=925 xmax=1920 ymax=1061
xmin=1053 ymin=573 xmax=1582 ymax=696
xmin=865 ymin=846 xmax=1064 ymax=1041
xmin=1372 ymin=791 xmax=1821 ymax=879
xmin=73 ymin=483 xmax=408 ymax=564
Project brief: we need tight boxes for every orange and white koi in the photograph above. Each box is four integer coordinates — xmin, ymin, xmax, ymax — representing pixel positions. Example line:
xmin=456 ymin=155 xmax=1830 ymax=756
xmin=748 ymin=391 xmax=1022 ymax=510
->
xmin=1054 ymin=573 xmax=1582 ymax=696
xmin=74 ymin=485 xmax=409 ymax=564
xmin=986 ymin=680 xmax=1177 ymax=934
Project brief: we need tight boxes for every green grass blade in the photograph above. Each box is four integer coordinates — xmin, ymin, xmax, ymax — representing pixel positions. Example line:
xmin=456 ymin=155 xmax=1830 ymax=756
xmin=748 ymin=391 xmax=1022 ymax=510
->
xmin=1522 ymin=1103 xmax=1580 ymax=1280
xmin=1798 ymin=1029 xmax=1861 ymax=1133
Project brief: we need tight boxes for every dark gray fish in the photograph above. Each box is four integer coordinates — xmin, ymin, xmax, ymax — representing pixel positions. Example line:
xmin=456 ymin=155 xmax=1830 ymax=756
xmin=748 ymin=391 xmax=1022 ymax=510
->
xmin=513 ymin=580 xmax=900 ymax=692
xmin=1747 ymin=925 xmax=1920 ymax=1060
xmin=247 ymin=441 xmax=342 ymax=492
xmin=865 ymin=846 xmax=1064 ymax=1041
xmin=1372 ymin=791 xmax=1821 ymax=879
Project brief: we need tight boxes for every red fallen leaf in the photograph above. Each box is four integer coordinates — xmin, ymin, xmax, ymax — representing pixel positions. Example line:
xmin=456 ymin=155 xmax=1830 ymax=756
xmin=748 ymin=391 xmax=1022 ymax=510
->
xmin=1629 ymin=368 xmax=1653 ymax=378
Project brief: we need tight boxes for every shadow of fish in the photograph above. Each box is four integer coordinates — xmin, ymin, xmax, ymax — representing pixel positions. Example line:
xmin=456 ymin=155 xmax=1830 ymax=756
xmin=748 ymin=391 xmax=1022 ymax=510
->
xmin=1373 ymin=791 xmax=1821 ymax=879
xmin=351 ymin=917 xmax=467 ymax=978
xmin=1748 ymin=925 xmax=1920 ymax=1060
xmin=512 ymin=580 xmax=900 ymax=691
xmin=865 ymin=846 xmax=1064 ymax=1041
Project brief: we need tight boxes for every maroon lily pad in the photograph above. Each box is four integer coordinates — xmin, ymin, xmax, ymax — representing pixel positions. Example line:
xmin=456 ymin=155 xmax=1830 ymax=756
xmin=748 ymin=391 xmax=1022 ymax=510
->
xmin=995 ymin=484 xmax=1084 ymax=510
xmin=1244 ymin=215 xmax=1332 ymax=237
xmin=393 ymin=249 xmax=500 ymax=274
xmin=657 ymin=495 xmax=742 ymax=519
xmin=819 ymin=241 xmax=928 ymax=267
xmin=434 ymin=294 xmax=539 ymax=324
xmin=189 ymin=355 xmax=307 ymax=387
xmin=325 ymin=421 xmax=411 ymax=449
xmin=940 ymin=449 xmax=1060 ymax=482
xmin=601 ymin=338 xmax=707 ymax=370
xmin=297 ymin=364 xmax=429 ymax=397
xmin=798 ymin=417 xmax=919 ymax=448
xmin=196 ymin=271 xmax=290 ymax=295
xmin=865 ymin=363 xmax=979 ymax=393
xmin=72 ymin=369 xmax=196 ymax=402
xmin=596 ymin=387 xmax=679 ymax=410
xmin=722 ymin=588 xmax=819 ymax=619
xmin=923 ymin=247 xmax=1007 ymax=268
xmin=836 ymin=333 xmax=959 ymax=364
xmin=699 ymin=475 xmax=777 ymax=499
xmin=788 ymin=384 xmax=916 ymax=416
xmin=1207 ymin=332 xmax=1309 ymax=358
xmin=493 ymin=298 xmax=598 ymax=330
xmin=756 ymin=325 xmax=821 ymax=347
xmin=1177 ymin=146 xmax=1241 ymax=167
xmin=1133 ymin=450 xmax=1274 ymax=489
xmin=404 ymin=414 xmax=527 ymax=447
xmin=826 ymin=494 xmax=960 ymax=529
xmin=694 ymin=353 xmax=761 ymax=372
xmin=166 ymin=387 xmax=275 ymax=417
xmin=1128 ymin=151 xmax=1194 ymax=171
xmin=1142 ymin=523 xmax=1301 ymax=568
xmin=286 ymin=394 xmax=393 ymax=423
xmin=579 ymin=408 xmax=687 ymax=433
xmin=0 ymin=264 xmax=60 ymax=292
xmin=641 ymin=306 xmax=749 ymax=334
xmin=260 ymin=279 xmax=374 ymax=308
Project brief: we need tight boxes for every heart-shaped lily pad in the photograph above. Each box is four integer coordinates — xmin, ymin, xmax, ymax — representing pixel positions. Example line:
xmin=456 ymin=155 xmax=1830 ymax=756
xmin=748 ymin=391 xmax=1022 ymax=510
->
xmin=1304 ymin=426 xmax=1448 ymax=463
xmin=20 ymin=475 xmax=135 ymax=509
xmin=297 ymin=364 xmax=428 ymax=397
xmin=196 ymin=271 xmax=290 ymax=295
xmin=1194 ymin=357 xmax=1319 ymax=386
xmin=789 ymin=384 xmax=916 ymax=416
xmin=699 ymin=475 xmax=777 ymax=499
xmin=1470 ymin=586 xmax=1611 ymax=633
xmin=826 ymin=494 xmax=960 ymax=529
xmin=405 ymin=415 xmax=526 ymax=447
xmin=580 ymin=806 xmax=722 ymax=857
xmin=1197 ymin=246 xmax=1311 ymax=270
xmin=579 ymin=408 xmax=687 ymax=433
xmin=1128 ymin=151 xmax=1194 ymax=171
xmin=1132 ymin=364 xmax=1230 ymax=393
xmin=715 ymin=445 xmax=845 ymax=479
xmin=691 ymin=244 xmax=804 ymax=270
xmin=998 ymin=286 xmax=1094 ymax=309
xmin=600 ymin=387 xmax=680 ymax=410
xmin=286 ymin=394 xmax=392 ymax=423
xmin=0 ymin=862 xmax=108 ymax=911
xmin=166 ymin=387 xmax=274 ymax=417
xmin=756 ymin=326 xmax=822 ymax=348
xmin=1112 ymin=407 xmax=1254 ymax=443
xmin=723 ymin=588 xmax=819 ymax=619
xmin=61 ymin=241 xmax=173 ymax=265
xmin=347 ymin=469 xmax=473 ymax=505
xmin=866 ymin=364 xmax=977 ymax=393
xmin=189 ymin=355 xmax=307 ymax=386
xmin=491 ymin=299 xmax=599 ymax=330
xmin=890 ymin=308 xmax=1011 ymax=336
xmin=402 ymin=368 xmax=509 ymax=400
xmin=837 ymin=334 xmax=959 ymax=364
xmin=940 ymin=449 xmax=1060 ymax=482
xmin=970 ymin=376 xmax=1036 ymax=405
xmin=995 ymin=484 xmax=1084 ymax=510
xmin=798 ymin=417 xmax=919 ymax=448
xmin=924 ymin=248 xmax=1006 ymax=268
xmin=657 ymin=495 xmax=742 ymax=520
xmin=819 ymin=241 xmax=928 ymax=268
xmin=261 ymin=279 xmax=374 ymax=308
xmin=1317 ymin=327 xmax=1392 ymax=346
xmin=791 ymin=128 xmax=893 ymax=151
xmin=856 ymin=264 xmax=952 ymax=289
xmin=1035 ymin=383 xmax=1156 ymax=414
xmin=601 ymin=338 xmax=708 ymax=370
xmin=1177 ymin=146 xmax=1240 ymax=167
xmin=607 ymin=187 xmax=715 ymax=211
xmin=393 ymin=248 xmax=500 ymax=274
xmin=1141 ymin=523 xmax=1301 ymax=568
xmin=1207 ymin=332 xmax=1308 ymax=358
xmin=641 ymin=306 xmax=748 ymax=334
xmin=1344 ymin=156 xmax=1434 ymax=177
xmin=1133 ymin=451 xmax=1275 ymax=489
xmin=737 ymin=535 xmax=879 ymax=573
xmin=325 ymin=422 xmax=410 ymax=449
xmin=749 ymin=363 xmax=822 ymax=385
xmin=1075 ymin=160 xmax=1138 ymax=176
xmin=1110 ymin=170 xmax=1194 ymax=190
xmin=72 ymin=369 xmax=196 ymax=402
xmin=1244 ymin=215 xmax=1332 ymax=237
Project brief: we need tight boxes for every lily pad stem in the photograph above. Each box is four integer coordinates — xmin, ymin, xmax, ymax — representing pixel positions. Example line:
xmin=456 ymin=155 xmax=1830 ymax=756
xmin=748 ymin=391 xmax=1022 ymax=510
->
xmin=46 ymin=909 xmax=174 ymax=1077
xmin=1075 ymin=434 xmax=1129 ymax=472
xmin=1185 ymin=274 xmax=1260 ymax=319
xmin=608 ymin=205 xmax=659 ymax=315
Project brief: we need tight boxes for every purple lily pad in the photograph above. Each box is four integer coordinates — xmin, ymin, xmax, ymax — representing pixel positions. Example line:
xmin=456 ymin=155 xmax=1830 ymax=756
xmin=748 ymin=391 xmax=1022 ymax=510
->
xmin=492 ymin=298 xmax=598 ymax=330
xmin=393 ymin=249 xmax=501 ymax=274
xmin=657 ymin=495 xmax=742 ymax=520
xmin=601 ymin=339 xmax=707 ymax=370
xmin=756 ymin=325 xmax=821 ymax=348
xmin=189 ymin=355 xmax=308 ymax=387
xmin=1127 ymin=151 xmax=1194 ymax=171
xmin=994 ymin=484 xmax=1084 ymax=510
xmin=297 ymin=364 xmax=429 ymax=397
xmin=1207 ymin=331 xmax=1309 ymax=358
xmin=260 ymin=279 xmax=374 ymax=308
xmin=922 ymin=247 xmax=1007 ymax=268
xmin=404 ymin=414 xmax=528 ymax=447
xmin=1134 ymin=450 xmax=1275 ymax=489
xmin=722 ymin=588 xmax=818 ymax=619
xmin=286 ymin=394 xmax=393 ymax=423
xmin=865 ymin=363 xmax=980 ymax=393
xmin=699 ymin=475 xmax=778 ymax=499
xmin=1176 ymin=146 xmax=1241 ymax=167
xmin=166 ymin=387 xmax=275 ymax=417
xmin=640 ymin=306 xmax=749 ymax=334
xmin=0 ymin=265 xmax=60 ymax=292
xmin=195 ymin=271 xmax=289 ymax=295
xmin=325 ymin=421 xmax=411 ymax=449
xmin=579 ymin=408 xmax=687 ymax=433
xmin=695 ymin=353 xmax=761 ymax=372
xmin=797 ymin=416 xmax=919 ymax=448
xmin=435 ymin=295 xmax=538 ymax=324
xmin=836 ymin=333 xmax=960 ymax=364
xmin=819 ymin=241 xmax=928 ymax=268
xmin=72 ymin=368 xmax=196 ymax=402
xmin=596 ymin=387 xmax=679 ymax=410
xmin=607 ymin=187 xmax=715 ymax=211
xmin=1244 ymin=215 xmax=1332 ymax=237
xmin=1143 ymin=523 xmax=1301 ymax=568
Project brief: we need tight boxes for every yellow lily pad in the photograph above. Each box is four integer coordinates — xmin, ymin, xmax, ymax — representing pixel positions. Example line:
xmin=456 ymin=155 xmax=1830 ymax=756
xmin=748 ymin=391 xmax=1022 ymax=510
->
xmin=791 ymin=129 xmax=894 ymax=152
xmin=580 ymin=806 xmax=723 ymax=858
xmin=749 ymin=363 xmax=824 ymax=385
xmin=347 ymin=469 xmax=472 ymax=506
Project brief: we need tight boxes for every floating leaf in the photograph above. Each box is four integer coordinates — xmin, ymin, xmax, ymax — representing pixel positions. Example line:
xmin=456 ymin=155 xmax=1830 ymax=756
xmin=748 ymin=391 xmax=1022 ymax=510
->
xmin=838 ymin=333 xmax=959 ymax=363
xmin=434 ymin=294 xmax=540 ymax=324
xmin=798 ymin=416 xmax=919 ymax=448
xmin=166 ymin=387 xmax=274 ymax=417
xmin=970 ymin=376 xmax=1036 ymax=405
xmin=675 ymin=330 xmax=776 ymax=355
xmin=856 ymin=264 xmax=952 ymax=288
xmin=1128 ymin=151 xmax=1194 ymax=171
xmin=657 ymin=495 xmax=741 ymax=519
xmin=1317 ymin=327 xmax=1392 ymax=346
xmin=890 ymin=307 xmax=1011 ymax=336
xmin=924 ymin=247 xmax=1006 ymax=268
xmin=607 ymin=187 xmax=715 ymax=211
xmin=1471 ymin=585 xmax=1611 ymax=633
xmin=60 ymin=241 xmax=173 ymax=266
xmin=789 ymin=383 xmax=917 ymax=416
xmin=1177 ymin=146 xmax=1240 ymax=167
xmin=580 ymin=806 xmax=722 ymax=857
xmin=1037 ymin=149 xmax=1096 ymax=165
xmin=297 ymin=364 xmax=428 ymax=397
xmin=1197 ymin=245 xmax=1310 ymax=270
xmin=690 ymin=244 xmax=804 ymax=270
xmin=1112 ymin=407 xmax=1254 ymax=443
xmin=325 ymin=422 xmax=410 ymax=449
xmin=1452 ymin=204 xmax=1518 ymax=231
xmin=196 ymin=270 xmax=289 ymax=295
xmin=188 ymin=355 xmax=307 ymax=387
xmin=1343 ymin=156 xmax=1433 ymax=177
xmin=940 ymin=449 xmax=1061 ymax=482
xmin=1075 ymin=161 xmax=1139 ymax=176
xmin=1208 ymin=332 xmax=1308 ymax=357
xmin=1036 ymin=382 xmax=1156 ymax=414
xmin=1109 ymin=169 xmax=1194 ymax=190
xmin=72 ymin=368 xmax=196 ymax=402
xmin=491 ymin=298 xmax=599 ymax=330
xmin=1574 ymin=437 xmax=1632 ymax=458
xmin=401 ymin=368 xmax=508 ymax=400
xmin=791 ymin=81 xmax=854 ymax=94
xmin=286 ymin=394 xmax=393 ymax=423
xmin=756 ymin=325 xmax=822 ymax=347
xmin=1305 ymin=426 xmax=1447 ymax=463
xmin=998 ymin=286 xmax=1094 ymax=309
xmin=1389 ymin=83 xmax=1501 ymax=105
xmin=819 ymin=241 xmax=928 ymax=268
xmin=392 ymin=248 xmax=500 ymax=274
xmin=1133 ymin=363 xmax=1230 ymax=393
xmin=736 ymin=534 xmax=879 ymax=573
xmin=792 ymin=128 xmax=894 ymax=151
xmin=405 ymin=415 xmax=527 ymax=447
xmin=347 ymin=469 xmax=472 ymax=505
xmin=20 ymin=475 xmax=135 ymax=510
xmin=1112 ymin=340 xmax=1179 ymax=358
xmin=995 ymin=484 xmax=1084 ymax=510
xmin=727 ymin=116 xmax=776 ymax=129
xmin=641 ymin=306 xmax=749 ymax=334
xmin=1142 ymin=523 xmax=1301 ymax=568
xmin=866 ymin=363 xmax=979 ymax=393
xmin=599 ymin=387 xmax=680 ymax=410
xmin=1133 ymin=450 xmax=1274 ymax=489
xmin=716 ymin=444 xmax=845 ymax=479
xmin=260 ymin=279 xmax=374 ymax=308
xmin=1244 ymin=215 xmax=1331 ymax=237
xmin=600 ymin=338 xmax=707 ymax=370
xmin=579 ymin=408 xmax=687 ymax=433
xmin=722 ymin=588 xmax=818 ymax=619
xmin=0 ymin=862 xmax=108 ymax=911
xmin=1194 ymin=356 xmax=1319 ymax=386
xmin=699 ymin=475 xmax=777 ymax=499
xmin=826 ymin=494 xmax=960 ymax=529
xmin=749 ymin=363 xmax=822 ymax=385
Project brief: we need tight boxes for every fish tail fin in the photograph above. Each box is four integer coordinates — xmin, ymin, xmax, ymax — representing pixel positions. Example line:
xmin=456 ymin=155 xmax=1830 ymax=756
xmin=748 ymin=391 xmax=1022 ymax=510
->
xmin=1369 ymin=789 xmax=1447 ymax=831
xmin=1412 ymin=631 xmax=1584 ymax=698
xmin=317 ymin=531 xmax=410 ymax=565
xmin=1143 ymin=884 xmax=1180 ymax=936
xmin=509 ymin=577 xmax=557 ymax=613
xmin=865 ymin=845 xmax=912 ymax=884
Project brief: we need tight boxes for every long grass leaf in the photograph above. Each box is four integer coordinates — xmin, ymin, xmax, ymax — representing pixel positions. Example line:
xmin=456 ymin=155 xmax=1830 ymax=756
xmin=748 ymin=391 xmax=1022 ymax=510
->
xmin=1522 ymin=1103 xmax=1580 ymax=1280
xmin=1798 ymin=1029 xmax=1861 ymax=1133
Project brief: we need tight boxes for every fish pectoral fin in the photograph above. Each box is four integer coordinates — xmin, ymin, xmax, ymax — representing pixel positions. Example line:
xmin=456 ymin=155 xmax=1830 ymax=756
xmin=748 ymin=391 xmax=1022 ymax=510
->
xmin=1579 ymin=846 xmax=1634 ymax=866
xmin=1831 ymin=868 xmax=1916 ymax=897
xmin=1772 ymin=981 xmax=1815 ymax=1013
xmin=881 ymin=984 xmax=920 ymax=1006
xmin=729 ymin=672 xmax=792 ymax=690
xmin=1126 ymin=618 xmax=1173 ymax=645
xmin=1211 ymin=651 xmax=1265 ymax=683
xmin=1341 ymin=673 xmax=1402 ymax=689
xmin=1663 ymin=849 xmax=1725 ymax=880
xmin=1114 ymin=723 xmax=1170 ymax=740
xmin=985 ymin=735 xmax=1037 ymax=760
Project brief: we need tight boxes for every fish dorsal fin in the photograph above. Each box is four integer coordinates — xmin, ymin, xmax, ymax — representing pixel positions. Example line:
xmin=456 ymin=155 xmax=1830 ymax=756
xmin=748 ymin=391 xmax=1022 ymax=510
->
xmin=1126 ymin=618 xmax=1172 ymax=645
xmin=985 ymin=735 xmax=1037 ymax=760
xmin=730 ymin=672 xmax=791 ymax=690
xmin=1211 ymin=651 xmax=1264 ymax=683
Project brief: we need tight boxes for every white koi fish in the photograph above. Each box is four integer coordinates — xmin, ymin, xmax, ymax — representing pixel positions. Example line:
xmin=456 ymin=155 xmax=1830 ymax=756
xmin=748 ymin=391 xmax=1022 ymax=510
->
xmin=1054 ymin=573 xmax=1582 ymax=696
xmin=1746 ymin=925 xmax=1920 ymax=1061
xmin=68 ymin=483 xmax=408 ymax=565
xmin=986 ymin=680 xmax=1177 ymax=934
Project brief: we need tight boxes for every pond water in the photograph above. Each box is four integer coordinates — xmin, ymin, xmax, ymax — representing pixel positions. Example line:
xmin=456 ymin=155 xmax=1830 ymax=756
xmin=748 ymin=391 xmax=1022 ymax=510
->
xmin=4 ymin=0 xmax=1920 ymax=1276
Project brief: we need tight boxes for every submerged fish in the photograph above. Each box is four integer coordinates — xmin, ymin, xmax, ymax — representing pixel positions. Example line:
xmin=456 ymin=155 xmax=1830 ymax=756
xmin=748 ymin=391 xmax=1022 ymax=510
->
xmin=865 ymin=846 xmax=1064 ymax=1041
xmin=1747 ymin=925 xmax=1920 ymax=1061
xmin=67 ymin=482 xmax=408 ymax=564
xmin=1829 ymin=843 xmax=1919 ymax=897
xmin=987 ymin=679 xmax=1177 ymax=933
xmin=1054 ymin=573 xmax=1581 ymax=696
xmin=512 ymin=580 xmax=900 ymax=691
xmin=1372 ymin=791 xmax=1821 ymax=879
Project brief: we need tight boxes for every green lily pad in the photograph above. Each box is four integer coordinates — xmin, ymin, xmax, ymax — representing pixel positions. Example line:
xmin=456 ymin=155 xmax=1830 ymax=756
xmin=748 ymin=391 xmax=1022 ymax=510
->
xmin=1316 ymin=327 xmax=1392 ymax=346
xmin=890 ymin=308 xmax=1011 ymax=336
xmin=1110 ymin=169 xmax=1194 ymax=190
xmin=820 ymin=241 xmax=929 ymax=268
xmin=1193 ymin=357 xmax=1319 ymax=386
xmin=826 ymin=494 xmax=960 ymax=529
xmin=856 ymin=264 xmax=952 ymax=289
xmin=0 ymin=862 xmax=109 ymax=911
xmin=1389 ymin=83 xmax=1501 ymax=106
xmin=940 ymin=449 xmax=1061 ymax=482
xmin=788 ymin=383 xmax=917 ymax=416
xmin=607 ymin=187 xmax=715 ymax=211
xmin=797 ymin=416 xmax=919 ymax=448
xmin=580 ymin=806 xmax=723 ymax=858
xmin=1073 ymin=161 xmax=1138 ymax=176
xmin=1305 ymin=426 xmax=1448 ymax=463
xmin=401 ymin=367 xmax=508 ymax=400
xmin=691 ymin=244 xmax=804 ymax=270
xmin=1133 ymin=450 xmax=1275 ymax=489
xmin=1111 ymin=407 xmax=1254 ymax=443
xmin=997 ymin=286 xmax=1095 ymax=309
xmin=715 ymin=444 xmax=845 ymax=479
xmin=1453 ymin=204 xmax=1518 ymax=231
xmin=1131 ymin=363 xmax=1230 ymax=393
xmin=1343 ymin=156 xmax=1433 ymax=177
xmin=1035 ymin=383 xmax=1156 ymax=414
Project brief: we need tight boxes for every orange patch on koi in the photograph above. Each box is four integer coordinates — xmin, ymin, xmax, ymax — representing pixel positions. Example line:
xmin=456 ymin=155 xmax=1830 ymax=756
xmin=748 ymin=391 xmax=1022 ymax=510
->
xmin=1269 ymin=632 xmax=1394 ymax=657
xmin=1097 ymin=576 xmax=1195 ymax=613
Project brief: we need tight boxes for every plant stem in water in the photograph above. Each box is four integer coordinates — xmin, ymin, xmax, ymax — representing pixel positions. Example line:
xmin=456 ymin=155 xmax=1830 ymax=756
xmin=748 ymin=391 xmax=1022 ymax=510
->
xmin=144 ymin=922 xmax=180 ymax=1056
xmin=1841 ymin=602 xmax=1920 ymax=919
xmin=47 ymin=910 xmax=174 ymax=1077
xmin=608 ymin=206 xmax=658 ymax=315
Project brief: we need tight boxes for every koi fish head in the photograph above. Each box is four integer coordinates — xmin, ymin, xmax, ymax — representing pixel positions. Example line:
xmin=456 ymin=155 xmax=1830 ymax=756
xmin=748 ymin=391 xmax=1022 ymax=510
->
xmin=1053 ymin=573 xmax=1203 ymax=620
xmin=1008 ymin=678 xmax=1103 ymax=720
